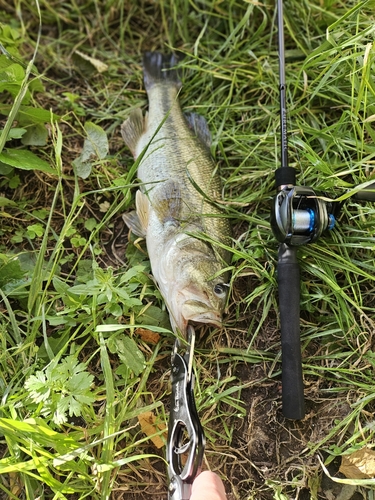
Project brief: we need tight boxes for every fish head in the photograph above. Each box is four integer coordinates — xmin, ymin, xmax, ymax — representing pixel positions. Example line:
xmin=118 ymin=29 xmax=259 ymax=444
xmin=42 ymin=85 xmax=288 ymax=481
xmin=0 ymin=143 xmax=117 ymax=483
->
xmin=162 ymin=245 xmax=229 ymax=336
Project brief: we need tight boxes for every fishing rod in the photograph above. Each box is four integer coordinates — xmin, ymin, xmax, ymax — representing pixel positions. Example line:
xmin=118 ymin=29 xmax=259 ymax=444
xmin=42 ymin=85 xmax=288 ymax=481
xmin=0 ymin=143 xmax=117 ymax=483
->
xmin=271 ymin=0 xmax=375 ymax=420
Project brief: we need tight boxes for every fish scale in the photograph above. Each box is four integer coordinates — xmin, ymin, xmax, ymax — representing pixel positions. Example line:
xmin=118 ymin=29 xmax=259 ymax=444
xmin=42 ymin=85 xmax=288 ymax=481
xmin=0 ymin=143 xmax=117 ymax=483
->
xmin=139 ymin=90 xmax=221 ymax=215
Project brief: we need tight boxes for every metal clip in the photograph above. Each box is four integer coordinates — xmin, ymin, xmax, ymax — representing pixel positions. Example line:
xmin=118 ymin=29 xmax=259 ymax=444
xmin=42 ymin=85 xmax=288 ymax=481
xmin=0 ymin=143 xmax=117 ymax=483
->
xmin=167 ymin=325 xmax=206 ymax=500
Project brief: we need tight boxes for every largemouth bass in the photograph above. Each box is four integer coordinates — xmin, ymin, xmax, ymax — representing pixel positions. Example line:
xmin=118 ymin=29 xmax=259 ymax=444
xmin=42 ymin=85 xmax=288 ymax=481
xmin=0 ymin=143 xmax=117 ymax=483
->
xmin=121 ymin=52 xmax=231 ymax=336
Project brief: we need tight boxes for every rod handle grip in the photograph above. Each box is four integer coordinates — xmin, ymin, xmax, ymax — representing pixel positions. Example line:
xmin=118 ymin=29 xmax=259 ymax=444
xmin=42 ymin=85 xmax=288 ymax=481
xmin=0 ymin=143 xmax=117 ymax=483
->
xmin=353 ymin=183 xmax=375 ymax=202
xmin=277 ymin=244 xmax=305 ymax=420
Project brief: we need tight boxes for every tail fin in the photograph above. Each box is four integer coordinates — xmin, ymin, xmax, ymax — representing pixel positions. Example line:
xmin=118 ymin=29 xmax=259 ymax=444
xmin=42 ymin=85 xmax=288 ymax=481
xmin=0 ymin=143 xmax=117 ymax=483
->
xmin=143 ymin=52 xmax=182 ymax=91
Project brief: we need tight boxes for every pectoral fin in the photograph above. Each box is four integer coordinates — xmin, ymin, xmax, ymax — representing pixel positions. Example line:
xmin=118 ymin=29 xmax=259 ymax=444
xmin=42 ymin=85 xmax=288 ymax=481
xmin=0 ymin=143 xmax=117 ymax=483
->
xmin=121 ymin=109 xmax=145 ymax=157
xmin=152 ymin=181 xmax=181 ymax=226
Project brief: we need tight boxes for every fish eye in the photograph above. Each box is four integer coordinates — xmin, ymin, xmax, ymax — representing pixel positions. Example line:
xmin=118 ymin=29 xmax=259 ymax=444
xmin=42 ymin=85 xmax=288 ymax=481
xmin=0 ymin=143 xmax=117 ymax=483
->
xmin=213 ymin=283 xmax=227 ymax=296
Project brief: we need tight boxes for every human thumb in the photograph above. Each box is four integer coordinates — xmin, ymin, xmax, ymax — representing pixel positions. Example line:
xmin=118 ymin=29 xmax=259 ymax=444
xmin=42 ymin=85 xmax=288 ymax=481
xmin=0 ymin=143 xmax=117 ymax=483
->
xmin=190 ymin=471 xmax=227 ymax=500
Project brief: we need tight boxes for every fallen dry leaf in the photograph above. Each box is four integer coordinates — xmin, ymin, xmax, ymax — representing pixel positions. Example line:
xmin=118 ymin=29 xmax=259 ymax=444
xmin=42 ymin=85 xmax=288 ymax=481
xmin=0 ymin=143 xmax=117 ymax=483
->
xmin=339 ymin=447 xmax=375 ymax=479
xmin=136 ymin=327 xmax=160 ymax=345
xmin=9 ymin=472 xmax=22 ymax=496
xmin=75 ymin=50 xmax=109 ymax=73
xmin=137 ymin=411 xmax=167 ymax=449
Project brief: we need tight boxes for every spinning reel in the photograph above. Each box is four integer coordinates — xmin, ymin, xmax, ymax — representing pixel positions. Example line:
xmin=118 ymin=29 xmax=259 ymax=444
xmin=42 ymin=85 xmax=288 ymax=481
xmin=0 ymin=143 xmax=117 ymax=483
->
xmin=271 ymin=167 xmax=338 ymax=247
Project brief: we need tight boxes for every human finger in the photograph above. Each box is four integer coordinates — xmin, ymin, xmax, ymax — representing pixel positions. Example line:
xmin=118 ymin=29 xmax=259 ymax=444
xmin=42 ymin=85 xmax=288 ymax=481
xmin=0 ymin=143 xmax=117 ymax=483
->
xmin=190 ymin=471 xmax=227 ymax=500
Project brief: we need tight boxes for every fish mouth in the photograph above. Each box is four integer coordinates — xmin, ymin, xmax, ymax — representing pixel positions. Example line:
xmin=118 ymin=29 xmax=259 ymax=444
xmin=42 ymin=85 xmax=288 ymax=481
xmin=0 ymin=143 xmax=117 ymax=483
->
xmin=181 ymin=299 xmax=222 ymax=328
xmin=167 ymin=290 xmax=223 ymax=336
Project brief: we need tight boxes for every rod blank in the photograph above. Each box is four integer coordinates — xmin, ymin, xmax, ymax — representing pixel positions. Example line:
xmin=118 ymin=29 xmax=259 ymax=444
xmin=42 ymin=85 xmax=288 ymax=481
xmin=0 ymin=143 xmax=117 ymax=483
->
xmin=277 ymin=0 xmax=288 ymax=171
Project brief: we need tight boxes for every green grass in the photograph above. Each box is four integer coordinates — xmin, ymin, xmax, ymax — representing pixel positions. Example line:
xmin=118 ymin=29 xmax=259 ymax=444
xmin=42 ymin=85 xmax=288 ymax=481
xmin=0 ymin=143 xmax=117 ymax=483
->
xmin=1 ymin=0 xmax=375 ymax=499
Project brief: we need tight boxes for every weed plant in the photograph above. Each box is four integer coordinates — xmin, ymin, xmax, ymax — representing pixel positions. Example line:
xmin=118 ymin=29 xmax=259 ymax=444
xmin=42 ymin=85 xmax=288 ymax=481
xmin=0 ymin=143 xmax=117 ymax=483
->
xmin=0 ymin=0 xmax=375 ymax=499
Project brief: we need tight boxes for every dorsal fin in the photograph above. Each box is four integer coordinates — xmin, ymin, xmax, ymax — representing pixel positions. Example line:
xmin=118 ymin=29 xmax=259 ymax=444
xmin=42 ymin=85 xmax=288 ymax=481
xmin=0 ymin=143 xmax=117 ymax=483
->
xmin=184 ymin=112 xmax=212 ymax=150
